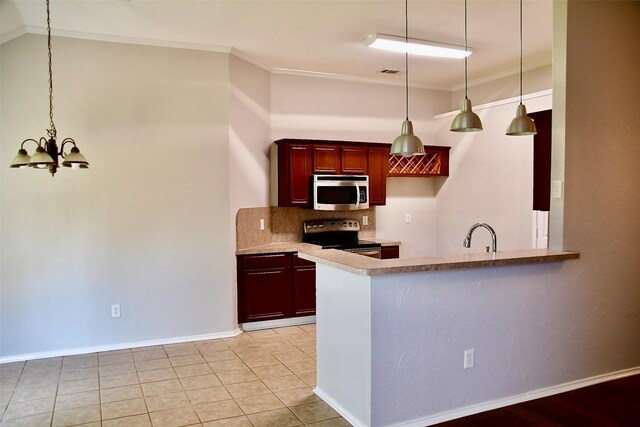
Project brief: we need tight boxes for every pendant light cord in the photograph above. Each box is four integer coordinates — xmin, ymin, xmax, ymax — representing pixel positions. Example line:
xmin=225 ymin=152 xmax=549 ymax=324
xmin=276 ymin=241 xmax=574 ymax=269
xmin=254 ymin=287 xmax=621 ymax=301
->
xmin=404 ymin=0 xmax=409 ymax=121
xmin=464 ymin=0 xmax=468 ymax=99
xmin=519 ymin=0 xmax=523 ymax=105
xmin=46 ymin=0 xmax=56 ymax=139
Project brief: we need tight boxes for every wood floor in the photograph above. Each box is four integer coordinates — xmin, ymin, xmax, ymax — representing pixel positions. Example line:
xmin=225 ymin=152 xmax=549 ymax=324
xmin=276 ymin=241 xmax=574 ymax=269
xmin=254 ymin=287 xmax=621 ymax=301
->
xmin=436 ymin=374 xmax=640 ymax=426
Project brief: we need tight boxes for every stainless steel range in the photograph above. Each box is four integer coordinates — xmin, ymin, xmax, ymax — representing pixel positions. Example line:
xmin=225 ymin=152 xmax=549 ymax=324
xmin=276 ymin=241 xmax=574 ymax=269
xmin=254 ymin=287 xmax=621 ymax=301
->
xmin=303 ymin=219 xmax=382 ymax=258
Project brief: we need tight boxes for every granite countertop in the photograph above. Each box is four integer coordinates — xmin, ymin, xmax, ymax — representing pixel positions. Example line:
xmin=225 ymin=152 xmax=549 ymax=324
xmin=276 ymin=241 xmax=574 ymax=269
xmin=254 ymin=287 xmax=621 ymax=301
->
xmin=236 ymin=239 xmax=401 ymax=256
xmin=297 ymin=247 xmax=580 ymax=276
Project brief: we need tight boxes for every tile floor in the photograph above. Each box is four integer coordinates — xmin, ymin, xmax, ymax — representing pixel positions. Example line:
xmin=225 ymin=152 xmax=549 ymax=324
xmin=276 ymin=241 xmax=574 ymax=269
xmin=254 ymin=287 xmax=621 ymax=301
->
xmin=0 ymin=324 xmax=351 ymax=427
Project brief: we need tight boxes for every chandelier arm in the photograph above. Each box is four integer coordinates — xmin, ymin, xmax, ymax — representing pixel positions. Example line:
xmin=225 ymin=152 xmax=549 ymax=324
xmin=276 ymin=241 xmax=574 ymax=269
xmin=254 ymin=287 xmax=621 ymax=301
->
xmin=59 ymin=138 xmax=77 ymax=158
xmin=20 ymin=138 xmax=44 ymax=150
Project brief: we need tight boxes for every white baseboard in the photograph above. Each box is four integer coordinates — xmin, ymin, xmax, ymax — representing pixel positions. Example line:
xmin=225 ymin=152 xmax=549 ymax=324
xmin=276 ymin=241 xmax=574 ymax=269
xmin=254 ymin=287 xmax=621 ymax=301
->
xmin=315 ymin=366 xmax=640 ymax=427
xmin=314 ymin=386 xmax=368 ymax=427
xmin=241 ymin=316 xmax=316 ymax=331
xmin=0 ymin=328 xmax=243 ymax=364
xmin=389 ymin=366 xmax=640 ymax=427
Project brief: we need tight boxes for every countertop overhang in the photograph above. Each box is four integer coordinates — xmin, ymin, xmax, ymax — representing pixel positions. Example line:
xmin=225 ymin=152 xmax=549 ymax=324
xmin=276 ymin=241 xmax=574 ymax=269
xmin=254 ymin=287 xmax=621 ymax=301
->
xmin=235 ymin=239 xmax=401 ymax=256
xmin=298 ymin=248 xmax=579 ymax=276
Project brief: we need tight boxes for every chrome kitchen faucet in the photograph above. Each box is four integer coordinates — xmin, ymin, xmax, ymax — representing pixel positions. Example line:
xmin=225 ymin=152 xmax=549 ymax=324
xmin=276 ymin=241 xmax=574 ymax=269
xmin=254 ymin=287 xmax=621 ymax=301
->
xmin=463 ymin=223 xmax=497 ymax=252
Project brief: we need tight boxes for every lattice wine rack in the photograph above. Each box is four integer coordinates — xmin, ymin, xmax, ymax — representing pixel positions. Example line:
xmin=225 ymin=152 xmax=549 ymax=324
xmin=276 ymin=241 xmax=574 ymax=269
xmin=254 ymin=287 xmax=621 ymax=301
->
xmin=388 ymin=146 xmax=450 ymax=177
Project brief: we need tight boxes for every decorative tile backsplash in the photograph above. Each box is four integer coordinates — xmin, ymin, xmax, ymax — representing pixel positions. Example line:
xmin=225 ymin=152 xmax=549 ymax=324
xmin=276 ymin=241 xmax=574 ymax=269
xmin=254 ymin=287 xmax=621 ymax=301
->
xmin=236 ymin=207 xmax=376 ymax=250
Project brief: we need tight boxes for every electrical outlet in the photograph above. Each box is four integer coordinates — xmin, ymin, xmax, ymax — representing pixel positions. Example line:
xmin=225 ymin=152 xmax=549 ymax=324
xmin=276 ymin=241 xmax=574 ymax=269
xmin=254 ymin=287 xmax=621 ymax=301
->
xmin=362 ymin=215 xmax=368 ymax=226
xmin=405 ymin=213 xmax=412 ymax=224
xmin=464 ymin=349 xmax=474 ymax=369
xmin=111 ymin=304 xmax=121 ymax=318
xmin=260 ymin=218 xmax=265 ymax=231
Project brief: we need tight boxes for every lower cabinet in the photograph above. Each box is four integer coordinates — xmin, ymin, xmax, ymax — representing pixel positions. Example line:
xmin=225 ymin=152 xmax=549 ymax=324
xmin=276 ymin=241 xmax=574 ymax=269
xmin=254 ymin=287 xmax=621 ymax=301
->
xmin=381 ymin=245 xmax=400 ymax=259
xmin=237 ymin=252 xmax=316 ymax=323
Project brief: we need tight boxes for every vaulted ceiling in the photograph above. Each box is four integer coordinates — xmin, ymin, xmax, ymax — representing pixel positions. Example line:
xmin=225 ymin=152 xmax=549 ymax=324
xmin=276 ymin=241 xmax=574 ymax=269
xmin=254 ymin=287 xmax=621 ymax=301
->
xmin=1 ymin=0 xmax=553 ymax=90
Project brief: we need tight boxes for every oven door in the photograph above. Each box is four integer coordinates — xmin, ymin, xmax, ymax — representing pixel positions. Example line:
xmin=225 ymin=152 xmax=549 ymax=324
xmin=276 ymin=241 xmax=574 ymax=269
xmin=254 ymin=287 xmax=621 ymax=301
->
xmin=313 ymin=175 xmax=369 ymax=211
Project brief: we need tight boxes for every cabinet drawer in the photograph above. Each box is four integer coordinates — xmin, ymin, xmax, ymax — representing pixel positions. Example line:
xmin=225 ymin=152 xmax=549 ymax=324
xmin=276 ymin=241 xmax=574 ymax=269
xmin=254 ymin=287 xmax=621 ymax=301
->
xmin=293 ymin=253 xmax=315 ymax=267
xmin=241 ymin=253 xmax=287 ymax=270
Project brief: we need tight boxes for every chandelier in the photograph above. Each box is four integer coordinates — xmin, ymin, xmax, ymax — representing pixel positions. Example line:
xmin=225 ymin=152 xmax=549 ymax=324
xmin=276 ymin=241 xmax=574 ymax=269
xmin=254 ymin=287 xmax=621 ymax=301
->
xmin=9 ymin=0 xmax=89 ymax=176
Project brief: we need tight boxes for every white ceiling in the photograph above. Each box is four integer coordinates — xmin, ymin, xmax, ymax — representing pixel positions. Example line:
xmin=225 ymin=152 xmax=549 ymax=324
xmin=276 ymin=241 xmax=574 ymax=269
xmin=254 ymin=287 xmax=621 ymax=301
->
xmin=0 ymin=0 xmax=553 ymax=90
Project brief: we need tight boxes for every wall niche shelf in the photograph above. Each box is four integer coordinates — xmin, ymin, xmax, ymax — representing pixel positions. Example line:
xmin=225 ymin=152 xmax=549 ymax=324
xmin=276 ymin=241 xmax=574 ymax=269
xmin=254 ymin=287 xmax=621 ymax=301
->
xmin=388 ymin=146 xmax=450 ymax=177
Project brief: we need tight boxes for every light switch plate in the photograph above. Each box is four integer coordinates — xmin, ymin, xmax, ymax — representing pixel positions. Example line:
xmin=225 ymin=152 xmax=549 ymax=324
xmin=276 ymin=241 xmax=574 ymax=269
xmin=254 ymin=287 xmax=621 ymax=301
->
xmin=552 ymin=181 xmax=563 ymax=199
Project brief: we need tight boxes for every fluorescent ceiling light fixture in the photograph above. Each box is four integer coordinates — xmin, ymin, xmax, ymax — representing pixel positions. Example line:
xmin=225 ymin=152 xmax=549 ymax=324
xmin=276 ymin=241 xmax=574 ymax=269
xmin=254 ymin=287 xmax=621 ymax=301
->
xmin=365 ymin=33 xmax=471 ymax=59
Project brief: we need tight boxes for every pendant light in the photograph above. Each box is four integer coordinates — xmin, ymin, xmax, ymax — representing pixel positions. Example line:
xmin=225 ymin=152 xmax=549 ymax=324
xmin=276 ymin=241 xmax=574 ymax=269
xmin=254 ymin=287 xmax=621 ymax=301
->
xmin=9 ymin=0 xmax=89 ymax=176
xmin=506 ymin=0 xmax=537 ymax=136
xmin=450 ymin=0 xmax=482 ymax=132
xmin=390 ymin=0 xmax=425 ymax=157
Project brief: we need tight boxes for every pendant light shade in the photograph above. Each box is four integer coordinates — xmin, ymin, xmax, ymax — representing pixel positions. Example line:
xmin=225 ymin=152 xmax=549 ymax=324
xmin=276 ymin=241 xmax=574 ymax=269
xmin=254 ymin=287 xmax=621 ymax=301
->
xmin=391 ymin=120 xmax=425 ymax=157
xmin=506 ymin=104 xmax=537 ymax=135
xmin=450 ymin=98 xmax=483 ymax=132
xmin=390 ymin=0 xmax=425 ymax=157
xmin=450 ymin=0 xmax=482 ymax=133
xmin=507 ymin=0 xmax=537 ymax=136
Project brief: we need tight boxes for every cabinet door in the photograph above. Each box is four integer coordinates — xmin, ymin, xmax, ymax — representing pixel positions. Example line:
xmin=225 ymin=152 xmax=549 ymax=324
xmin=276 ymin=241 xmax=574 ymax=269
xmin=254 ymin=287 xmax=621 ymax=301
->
xmin=285 ymin=144 xmax=313 ymax=206
xmin=237 ymin=254 xmax=292 ymax=323
xmin=381 ymin=246 xmax=400 ymax=259
xmin=368 ymin=146 xmax=389 ymax=205
xmin=293 ymin=254 xmax=316 ymax=316
xmin=242 ymin=269 xmax=291 ymax=322
xmin=313 ymin=145 xmax=340 ymax=174
xmin=341 ymin=146 xmax=368 ymax=175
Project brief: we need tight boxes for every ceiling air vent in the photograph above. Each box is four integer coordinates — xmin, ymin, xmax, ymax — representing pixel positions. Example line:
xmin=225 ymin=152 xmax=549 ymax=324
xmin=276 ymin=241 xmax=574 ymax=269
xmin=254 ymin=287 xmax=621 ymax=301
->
xmin=380 ymin=69 xmax=400 ymax=74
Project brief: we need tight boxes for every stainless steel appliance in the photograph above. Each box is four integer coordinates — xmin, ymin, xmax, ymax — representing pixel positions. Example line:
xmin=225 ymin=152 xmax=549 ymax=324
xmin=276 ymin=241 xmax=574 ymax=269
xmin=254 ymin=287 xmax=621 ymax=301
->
xmin=312 ymin=175 xmax=369 ymax=211
xmin=303 ymin=219 xmax=381 ymax=258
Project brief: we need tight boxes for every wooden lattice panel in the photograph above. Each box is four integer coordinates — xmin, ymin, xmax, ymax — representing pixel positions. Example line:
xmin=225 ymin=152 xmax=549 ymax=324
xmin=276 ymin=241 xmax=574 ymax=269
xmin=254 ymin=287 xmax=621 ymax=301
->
xmin=387 ymin=146 xmax=450 ymax=177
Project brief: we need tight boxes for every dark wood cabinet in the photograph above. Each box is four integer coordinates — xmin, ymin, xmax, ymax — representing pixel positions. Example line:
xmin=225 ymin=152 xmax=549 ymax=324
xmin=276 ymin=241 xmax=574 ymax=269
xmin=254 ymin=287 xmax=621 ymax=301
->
xmin=367 ymin=146 xmax=390 ymax=205
xmin=341 ymin=146 xmax=367 ymax=175
xmin=237 ymin=252 xmax=316 ymax=323
xmin=274 ymin=139 xmax=391 ymax=207
xmin=276 ymin=143 xmax=313 ymax=207
xmin=313 ymin=145 xmax=340 ymax=174
xmin=381 ymin=245 xmax=400 ymax=259
xmin=292 ymin=254 xmax=316 ymax=316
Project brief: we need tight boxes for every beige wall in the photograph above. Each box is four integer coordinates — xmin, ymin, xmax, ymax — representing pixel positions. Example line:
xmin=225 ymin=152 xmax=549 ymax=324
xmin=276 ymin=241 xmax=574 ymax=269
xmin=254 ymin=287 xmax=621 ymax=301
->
xmin=559 ymin=0 xmax=640 ymax=372
xmin=1 ymin=35 xmax=235 ymax=358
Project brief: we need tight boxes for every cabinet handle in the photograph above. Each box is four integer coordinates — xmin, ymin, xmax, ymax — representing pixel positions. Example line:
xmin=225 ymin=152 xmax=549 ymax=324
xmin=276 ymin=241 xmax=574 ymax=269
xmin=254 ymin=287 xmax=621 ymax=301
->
xmin=249 ymin=270 xmax=283 ymax=275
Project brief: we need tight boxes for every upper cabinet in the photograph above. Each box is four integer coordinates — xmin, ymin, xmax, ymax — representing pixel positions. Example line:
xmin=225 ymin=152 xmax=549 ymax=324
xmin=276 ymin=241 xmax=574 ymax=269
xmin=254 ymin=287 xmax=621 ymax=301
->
xmin=312 ymin=145 xmax=340 ymax=174
xmin=341 ymin=146 xmax=368 ymax=175
xmin=274 ymin=142 xmax=313 ymax=207
xmin=272 ymin=139 xmax=449 ymax=208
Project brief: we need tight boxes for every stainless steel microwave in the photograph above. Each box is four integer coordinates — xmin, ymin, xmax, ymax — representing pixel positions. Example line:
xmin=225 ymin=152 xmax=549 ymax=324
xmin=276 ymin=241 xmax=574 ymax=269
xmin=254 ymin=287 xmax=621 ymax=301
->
xmin=313 ymin=175 xmax=369 ymax=210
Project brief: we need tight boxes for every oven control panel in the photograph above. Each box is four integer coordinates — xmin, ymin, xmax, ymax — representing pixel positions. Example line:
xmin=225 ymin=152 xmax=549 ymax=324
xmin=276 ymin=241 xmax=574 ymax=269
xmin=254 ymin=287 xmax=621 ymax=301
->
xmin=303 ymin=219 xmax=361 ymax=233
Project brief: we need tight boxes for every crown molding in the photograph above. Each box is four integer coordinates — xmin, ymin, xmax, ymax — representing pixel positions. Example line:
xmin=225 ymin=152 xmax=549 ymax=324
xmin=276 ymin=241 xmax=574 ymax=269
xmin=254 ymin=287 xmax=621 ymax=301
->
xmin=434 ymin=89 xmax=553 ymax=119
xmin=3 ymin=25 xmax=547 ymax=93
xmin=271 ymin=67 xmax=450 ymax=92
xmin=450 ymin=58 xmax=552 ymax=92
xmin=2 ymin=25 xmax=233 ymax=54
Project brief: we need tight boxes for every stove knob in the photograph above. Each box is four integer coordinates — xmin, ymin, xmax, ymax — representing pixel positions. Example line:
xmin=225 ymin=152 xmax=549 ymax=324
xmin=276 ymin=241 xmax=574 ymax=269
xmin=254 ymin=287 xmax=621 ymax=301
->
xmin=348 ymin=222 xmax=353 ymax=227
xmin=343 ymin=222 xmax=347 ymax=227
xmin=319 ymin=224 xmax=324 ymax=228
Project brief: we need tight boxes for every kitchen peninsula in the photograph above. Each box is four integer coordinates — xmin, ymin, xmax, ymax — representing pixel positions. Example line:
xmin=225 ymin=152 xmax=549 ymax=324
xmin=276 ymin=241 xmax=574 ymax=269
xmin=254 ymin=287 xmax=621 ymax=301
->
xmin=298 ymin=247 xmax=579 ymax=427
